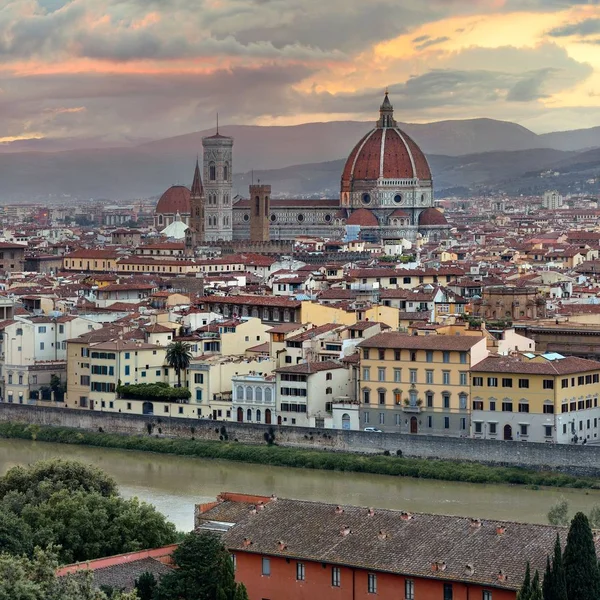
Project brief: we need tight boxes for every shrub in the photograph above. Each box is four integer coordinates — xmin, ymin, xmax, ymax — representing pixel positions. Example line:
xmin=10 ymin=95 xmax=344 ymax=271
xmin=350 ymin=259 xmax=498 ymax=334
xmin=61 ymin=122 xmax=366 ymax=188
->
xmin=117 ymin=382 xmax=191 ymax=401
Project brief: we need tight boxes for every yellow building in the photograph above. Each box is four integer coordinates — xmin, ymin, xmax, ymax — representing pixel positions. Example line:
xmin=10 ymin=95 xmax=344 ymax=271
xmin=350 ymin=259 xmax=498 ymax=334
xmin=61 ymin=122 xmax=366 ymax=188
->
xmin=470 ymin=353 xmax=600 ymax=444
xmin=357 ymin=332 xmax=488 ymax=435
xmin=62 ymin=249 xmax=119 ymax=273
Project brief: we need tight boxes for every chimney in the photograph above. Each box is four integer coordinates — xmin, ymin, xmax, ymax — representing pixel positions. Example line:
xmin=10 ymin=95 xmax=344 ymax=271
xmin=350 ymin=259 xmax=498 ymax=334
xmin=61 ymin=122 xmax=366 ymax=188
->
xmin=367 ymin=507 xmax=375 ymax=517
xmin=340 ymin=525 xmax=351 ymax=537
xmin=249 ymin=506 xmax=257 ymax=515
xmin=335 ymin=505 xmax=344 ymax=515
xmin=400 ymin=511 xmax=413 ymax=521
xmin=470 ymin=518 xmax=482 ymax=529
xmin=464 ymin=563 xmax=475 ymax=576
xmin=377 ymin=530 xmax=388 ymax=541
xmin=497 ymin=570 xmax=507 ymax=582
xmin=256 ymin=501 xmax=265 ymax=511
xmin=431 ymin=561 xmax=446 ymax=572
xmin=271 ymin=494 xmax=278 ymax=501
xmin=496 ymin=525 xmax=506 ymax=535
xmin=277 ymin=540 xmax=287 ymax=551
xmin=243 ymin=538 xmax=252 ymax=548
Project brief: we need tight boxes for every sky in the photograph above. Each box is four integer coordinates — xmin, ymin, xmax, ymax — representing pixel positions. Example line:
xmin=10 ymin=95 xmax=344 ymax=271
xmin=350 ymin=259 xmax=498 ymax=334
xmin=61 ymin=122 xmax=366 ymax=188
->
xmin=1 ymin=0 xmax=600 ymax=146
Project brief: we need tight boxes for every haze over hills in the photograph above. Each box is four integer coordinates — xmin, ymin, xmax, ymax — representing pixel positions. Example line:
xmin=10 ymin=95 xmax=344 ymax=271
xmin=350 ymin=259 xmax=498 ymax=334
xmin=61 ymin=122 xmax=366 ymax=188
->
xmin=0 ymin=118 xmax=598 ymax=202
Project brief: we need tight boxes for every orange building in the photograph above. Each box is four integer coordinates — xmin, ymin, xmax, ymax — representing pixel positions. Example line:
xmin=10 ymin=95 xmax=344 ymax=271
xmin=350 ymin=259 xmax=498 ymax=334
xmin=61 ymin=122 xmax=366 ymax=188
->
xmin=196 ymin=492 xmax=595 ymax=600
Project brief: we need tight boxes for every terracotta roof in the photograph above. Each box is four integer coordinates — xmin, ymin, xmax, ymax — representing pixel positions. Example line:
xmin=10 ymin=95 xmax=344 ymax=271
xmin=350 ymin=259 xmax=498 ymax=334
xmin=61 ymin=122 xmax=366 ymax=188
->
xmin=209 ymin=496 xmax=590 ymax=592
xmin=357 ymin=332 xmax=482 ymax=351
xmin=346 ymin=209 xmax=379 ymax=227
xmin=419 ymin=208 xmax=449 ymax=227
xmin=286 ymin=323 xmax=342 ymax=342
xmin=275 ymin=360 xmax=346 ymax=374
xmin=471 ymin=354 xmax=600 ymax=375
xmin=198 ymin=295 xmax=301 ymax=308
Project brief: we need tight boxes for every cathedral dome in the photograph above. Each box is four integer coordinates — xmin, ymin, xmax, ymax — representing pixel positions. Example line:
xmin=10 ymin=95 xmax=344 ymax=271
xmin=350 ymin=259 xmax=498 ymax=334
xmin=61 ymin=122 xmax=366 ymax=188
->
xmin=341 ymin=93 xmax=432 ymax=191
xmin=346 ymin=208 xmax=379 ymax=227
xmin=418 ymin=207 xmax=448 ymax=227
xmin=156 ymin=185 xmax=191 ymax=215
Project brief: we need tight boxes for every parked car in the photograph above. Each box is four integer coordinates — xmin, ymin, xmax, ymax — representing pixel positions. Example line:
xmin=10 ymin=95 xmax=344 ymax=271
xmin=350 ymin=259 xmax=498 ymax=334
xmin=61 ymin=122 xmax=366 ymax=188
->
xmin=363 ymin=427 xmax=383 ymax=433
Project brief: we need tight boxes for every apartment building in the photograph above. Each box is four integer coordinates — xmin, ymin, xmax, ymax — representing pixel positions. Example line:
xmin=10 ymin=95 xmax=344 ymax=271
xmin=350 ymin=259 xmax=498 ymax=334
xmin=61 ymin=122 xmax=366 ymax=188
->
xmin=471 ymin=352 xmax=600 ymax=444
xmin=357 ymin=333 xmax=488 ymax=435
xmin=231 ymin=373 xmax=276 ymax=424
xmin=274 ymin=361 xmax=350 ymax=428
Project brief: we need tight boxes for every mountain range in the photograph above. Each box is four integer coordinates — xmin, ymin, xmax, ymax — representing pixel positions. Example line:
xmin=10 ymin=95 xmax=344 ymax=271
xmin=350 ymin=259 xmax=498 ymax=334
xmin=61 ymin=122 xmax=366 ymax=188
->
xmin=0 ymin=119 xmax=599 ymax=202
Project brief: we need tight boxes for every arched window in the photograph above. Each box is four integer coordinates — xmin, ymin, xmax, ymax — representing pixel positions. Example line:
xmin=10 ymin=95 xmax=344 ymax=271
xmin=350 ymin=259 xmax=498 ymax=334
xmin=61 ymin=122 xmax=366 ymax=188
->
xmin=159 ymin=214 xmax=163 ymax=225
xmin=256 ymin=387 xmax=263 ymax=402
xmin=459 ymin=393 xmax=468 ymax=410
xmin=236 ymin=386 xmax=244 ymax=400
xmin=224 ymin=162 xmax=229 ymax=181
xmin=196 ymin=207 xmax=200 ymax=216
xmin=265 ymin=197 xmax=269 ymax=216
xmin=247 ymin=408 xmax=252 ymax=422
xmin=246 ymin=386 xmax=253 ymax=401
xmin=255 ymin=196 xmax=260 ymax=216
xmin=342 ymin=413 xmax=351 ymax=430
xmin=209 ymin=162 xmax=216 ymax=181
xmin=256 ymin=409 xmax=261 ymax=422
xmin=265 ymin=387 xmax=272 ymax=403
xmin=326 ymin=373 xmax=332 ymax=381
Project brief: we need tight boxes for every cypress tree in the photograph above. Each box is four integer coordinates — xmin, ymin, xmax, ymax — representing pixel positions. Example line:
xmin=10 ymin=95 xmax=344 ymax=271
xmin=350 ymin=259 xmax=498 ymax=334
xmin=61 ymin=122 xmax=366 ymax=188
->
xmin=563 ymin=512 xmax=600 ymax=600
xmin=518 ymin=562 xmax=532 ymax=600
xmin=234 ymin=583 xmax=250 ymax=600
xmin=530 ymin=570 xmax=543 ymax=600
xmin=552 ymin=533 xmax=568 ymax=600
xmin=542 ymin=556 xmax=552 ymax=600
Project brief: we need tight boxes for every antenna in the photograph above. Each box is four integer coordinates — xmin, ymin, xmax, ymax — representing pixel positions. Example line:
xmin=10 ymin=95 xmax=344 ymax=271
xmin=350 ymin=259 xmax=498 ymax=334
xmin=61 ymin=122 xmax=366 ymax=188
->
xmin=251 ymin=170 xmax=254 ymax=185
xmin=216 ymin=113 xmax=219 ymax=135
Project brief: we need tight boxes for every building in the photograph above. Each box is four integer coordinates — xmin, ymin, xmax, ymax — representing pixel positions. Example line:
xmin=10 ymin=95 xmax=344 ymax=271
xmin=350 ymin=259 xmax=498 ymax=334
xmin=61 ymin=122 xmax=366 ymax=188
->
xmin=203 ymin=128 xmax=233 ymax=241
xmin=356 ymin=332 xmax=488 ymax=435
xmin=231 ymin=373 xmax=276 ymax=424
xmin=471 ymin=352 xmax=600 ymax=444
xmin=154 ymin=185 xmax=191 ymax=230
xmin=473 ymin=286 xmax=546 ymax=322
xmin=154 ymin=94 xmax=451 ymax=243
xmin=196 ymin=492 xmax=589 ymax=600
xmin=542 ymin=190 xmax=563 ymax=210
xmin=0 ymin=241 xmax=26 ymax=272
xmin=187 ymin=158 xmax=206 ymax=249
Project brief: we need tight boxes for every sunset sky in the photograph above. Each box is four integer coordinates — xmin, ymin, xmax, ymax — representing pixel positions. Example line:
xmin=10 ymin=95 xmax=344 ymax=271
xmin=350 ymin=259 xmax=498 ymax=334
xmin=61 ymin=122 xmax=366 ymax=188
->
xmin=2 ymin=0 xmax=600 ymax=146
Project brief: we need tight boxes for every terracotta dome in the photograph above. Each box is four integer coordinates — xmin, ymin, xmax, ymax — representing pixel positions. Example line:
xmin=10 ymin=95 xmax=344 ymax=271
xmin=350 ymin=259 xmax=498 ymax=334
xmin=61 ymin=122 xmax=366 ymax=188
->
xmin=346 ymin=208 xmax=379 ymax=227
xmin=341 ymin=94 xmax=432 ymax=191
xmin=418 ymin=207 xmax=448 ymax=227
xmin=156 ymin=185 xmax=191 ymax=215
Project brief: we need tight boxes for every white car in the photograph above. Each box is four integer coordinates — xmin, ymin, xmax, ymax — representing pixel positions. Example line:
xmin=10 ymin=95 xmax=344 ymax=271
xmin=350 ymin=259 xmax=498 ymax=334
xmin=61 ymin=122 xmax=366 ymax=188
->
xmin=363 ymin=427 xmax=383 ymax=433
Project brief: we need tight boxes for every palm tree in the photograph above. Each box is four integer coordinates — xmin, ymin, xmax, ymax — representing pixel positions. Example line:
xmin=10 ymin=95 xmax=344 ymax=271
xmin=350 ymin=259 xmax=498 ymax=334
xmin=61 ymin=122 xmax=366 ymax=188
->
xmin=165 ymin=341 xmax=193 ymax=388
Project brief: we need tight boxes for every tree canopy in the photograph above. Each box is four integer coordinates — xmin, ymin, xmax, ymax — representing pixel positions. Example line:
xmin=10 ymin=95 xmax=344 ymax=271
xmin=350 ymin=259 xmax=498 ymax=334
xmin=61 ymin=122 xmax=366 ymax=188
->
xmin=165 ymin=342 xmax=193 ymax=387
xmin=0 ymin=460 xmax=177 ymax=564
xmin=563 ymin=512 xmax=600 ymax=600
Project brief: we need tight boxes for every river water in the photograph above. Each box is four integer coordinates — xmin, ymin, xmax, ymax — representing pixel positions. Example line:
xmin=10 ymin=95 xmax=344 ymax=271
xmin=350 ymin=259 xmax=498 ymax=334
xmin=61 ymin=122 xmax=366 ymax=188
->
xmin=0 ymin=438 xmax=598 ymax=531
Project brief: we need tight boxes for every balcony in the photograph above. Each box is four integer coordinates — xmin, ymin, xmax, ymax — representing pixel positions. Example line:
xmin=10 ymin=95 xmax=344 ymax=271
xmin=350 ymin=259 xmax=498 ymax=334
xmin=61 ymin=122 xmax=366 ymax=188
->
xmin=401 ymin=405 xmax=422 ymax=413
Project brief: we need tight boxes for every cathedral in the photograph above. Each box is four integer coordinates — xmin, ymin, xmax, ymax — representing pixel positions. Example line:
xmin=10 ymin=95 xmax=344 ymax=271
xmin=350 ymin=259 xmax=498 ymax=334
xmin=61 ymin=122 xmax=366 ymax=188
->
xmin=155 ymin=93 xmax=450 ymax=246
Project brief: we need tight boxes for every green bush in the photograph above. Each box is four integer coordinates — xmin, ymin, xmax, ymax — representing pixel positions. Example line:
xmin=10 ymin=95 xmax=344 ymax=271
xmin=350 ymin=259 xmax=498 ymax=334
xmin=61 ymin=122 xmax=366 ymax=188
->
xmin=117 ymin=383 xmax=191 ymax=401
xmin=0 ymin=422 xmax=598 ymax=491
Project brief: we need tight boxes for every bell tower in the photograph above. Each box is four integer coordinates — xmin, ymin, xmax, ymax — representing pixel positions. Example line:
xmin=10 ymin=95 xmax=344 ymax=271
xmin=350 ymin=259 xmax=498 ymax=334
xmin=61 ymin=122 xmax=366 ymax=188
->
xmin=249 ymin=182 xmax=271 ymax=242
xmin=187 ymin=158 xmax=205 ymax=252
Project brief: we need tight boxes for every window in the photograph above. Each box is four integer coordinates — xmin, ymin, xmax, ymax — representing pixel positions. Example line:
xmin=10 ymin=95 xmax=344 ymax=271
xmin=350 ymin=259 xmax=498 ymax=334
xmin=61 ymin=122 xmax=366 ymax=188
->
xmin=518 ymin=402 xmax=529 ymax=413
xmin=443 ymin=393 xmax=450 ymax=409
xmin=394 ymin=350 xmax=401 ymax=361
xmin=332 ymin=567 xmax=341 ymax=587
xmin=474 ymin=421 xmax=482 ymax=434
xmin=426 ymin=392 xmax=433 ymax=408
xmin=443 ymin=371 xmax=450 ymax=385
xmin=427 ymin=415 xmax=433 ymax=427
xmin=502 ymin=401 xmax=513 ymax=412
xmin=473 ymin=377 xmax=483 ymax=387
xmin=124 ymin=365 xmax=130 ymax=376
xmin=444 ymin=416 xmax=450 ymax=429
xmin=460 ymin=372 xmax=468 ymax=386
xmin=196 ymin=390 xmax=203 ymax=401
xmin=473 ymin=400 xmax=483 ymax=410
xmin=488 ymin=377 xmax=498 ymax=387
xmin=489 ymin=423 xmax=497 ymax=435
xmin=363 ymin=389 xmax=370 ymax=404
xmin=194 ymin=373 xmax=204 ymax=384
xmin=409 ymin=369 xmax=417 ymax=384
xmin=520 ymin=424 xmax=529 ymax=436
xmin=459 ymin=394 xmax=467 ymax=409
xmin=378 ymin=368 xmax=386 ymax=382
xmin=326 ymin=372 xmax=333 ymax=381
xmin=405 ymin=579 xmax=415 ymax=600
xmin=379 ymin=412 xmax=385 ymax=425
xmin=232 ymin=554 xmax=236 ymax=572
xmin=561 ymin=378 xmax=568 ymax=389
xmin=363 ymin=349 xmax=370 ymax=360
xmin=483 ymin=591 xmax=492 ymax=600
xmin=545 ymin=425 xmax=553 ymax=438
xmin=489 ymin=400 xmax=496 ymax=411
xmin=394 ymin=369 xmax=401 ymax=383
xmin=518 ymin=379 xmax=530 ymax=389
xmin=425 ymin=370 xmax=434 ymax=384
xmin=444 ymin=583 xmax=453 ymax=600
xmin=80 ymin=375 xmax=90 ymax=386
xmin=443 ymin=351 xmax=450 ymax=363
xmin=426 ymin=351 xmax=433 ymax=363
xmin=296 ymin=563 xmax=305 ymax=581
xmin=367 ymin=573 xmax=377 ymax=594
xmin=378 ymin=390 xmax=385 ymax=405
xmin=543 ymin=379 xmax=554 ymax=390
xmin=460 ymin=352 xmax=467 ymax=364
xmin=502 ymin=378 xmax=513 ymax=388
xmin=378 ymin=349 xmax=385 ymax=360
xmin=363 ymin=368 xmax=370 ymax=381
xmin=38 ymin=326 xmax=47 ymax=333
xmin=125 ymin=352 xmax=130 ymax=359
xmin=262 ymin=557 xmax=271 ymax=576
xmin=410 ymin=351 xmax=417 ymax=362
xmin=40 ymin=342 xmax=45 ymax=350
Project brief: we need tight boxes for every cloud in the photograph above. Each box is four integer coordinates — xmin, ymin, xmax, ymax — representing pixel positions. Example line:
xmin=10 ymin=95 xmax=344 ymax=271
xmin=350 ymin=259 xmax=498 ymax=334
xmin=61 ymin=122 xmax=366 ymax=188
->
xmin=506 ymin=68 xmax=555 ymax=101
xmin=414 ymin=36 xmax=450 ymax=50
xmin=547 ymin=17 xmax=600 ymax=37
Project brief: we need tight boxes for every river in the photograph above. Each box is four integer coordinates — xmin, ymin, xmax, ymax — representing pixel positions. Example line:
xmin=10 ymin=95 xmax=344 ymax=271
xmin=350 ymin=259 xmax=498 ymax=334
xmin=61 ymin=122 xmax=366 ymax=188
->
xmin=0 ymin=438 xmax=598 ymax=531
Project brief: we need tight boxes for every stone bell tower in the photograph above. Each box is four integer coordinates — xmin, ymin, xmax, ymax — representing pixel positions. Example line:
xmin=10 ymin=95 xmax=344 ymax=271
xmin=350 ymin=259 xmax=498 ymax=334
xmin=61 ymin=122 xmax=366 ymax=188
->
xmin=249 ymin=182 xmax=271 ymax=242
xmin=186 ymin=158 xmax=205 ymax=252
xmin=202 ymin=121 xmax=233 ymax=241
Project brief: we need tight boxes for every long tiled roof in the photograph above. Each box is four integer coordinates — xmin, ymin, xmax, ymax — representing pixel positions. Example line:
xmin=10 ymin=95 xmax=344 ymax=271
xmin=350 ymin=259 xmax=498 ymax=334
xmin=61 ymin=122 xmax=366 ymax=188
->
xmin=209 ymin=497 xmax=594 ymax=592
xmin=357 ymin=332 xmax=482 ymax=351
xmin=471 ymin=354 xmax=600 ymax=375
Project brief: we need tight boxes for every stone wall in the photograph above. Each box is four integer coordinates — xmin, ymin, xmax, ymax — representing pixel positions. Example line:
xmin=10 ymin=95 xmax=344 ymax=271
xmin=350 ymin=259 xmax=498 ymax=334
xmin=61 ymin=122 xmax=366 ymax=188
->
xmin=2 ymin=404 xmax=600 ymax=476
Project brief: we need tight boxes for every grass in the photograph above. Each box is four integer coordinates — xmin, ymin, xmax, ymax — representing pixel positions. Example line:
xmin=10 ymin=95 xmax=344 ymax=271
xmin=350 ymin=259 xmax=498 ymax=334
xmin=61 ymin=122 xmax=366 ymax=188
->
xmin=0 ymin=422 xmax=599 ymax=490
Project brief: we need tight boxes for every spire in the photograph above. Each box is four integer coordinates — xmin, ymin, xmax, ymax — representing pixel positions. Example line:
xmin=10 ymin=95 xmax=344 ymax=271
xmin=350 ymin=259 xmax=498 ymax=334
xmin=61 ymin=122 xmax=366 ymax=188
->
xmin=216 ymin=112 xmax=219 ymax=135
xmin=191 ymin=157 xmax=203 ymax=197
xmin=377 ymin=90 xmax=396 ymax=129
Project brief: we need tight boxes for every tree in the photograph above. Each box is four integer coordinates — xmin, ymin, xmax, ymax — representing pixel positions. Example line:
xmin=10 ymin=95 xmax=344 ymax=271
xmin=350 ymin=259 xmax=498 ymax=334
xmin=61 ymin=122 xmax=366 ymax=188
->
xmin=547 ymin=533 xmax=568 ymax=600
xmin=165 ymin=342 xmax=193 ymax=388
xmin=542 ymin=556 xmax=552 ymax=600
xmin=530 ymin=570 xmax=543 ymax=600
xmin=156 ymin=532 xmax=243 ymax=600
xmin=134 ymin=572 xmax=157 ymax=600
xmin=233 ymin=584 xmax=249 ymax=600
xmin=547 ymin=499 xmax=569 ymax=526
xmin=518 ymin=562 xmax=532 ymax=600
xmin=0 ymin=508 xmax=33 ymax=556
xmin=563 ymin=512 xmax=600 ymax=600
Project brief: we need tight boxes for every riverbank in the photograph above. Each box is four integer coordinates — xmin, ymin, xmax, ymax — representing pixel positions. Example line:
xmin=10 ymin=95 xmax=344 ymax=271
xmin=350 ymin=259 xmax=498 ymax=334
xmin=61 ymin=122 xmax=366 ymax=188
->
xmin=1 ymin=422 xmax=598 ymax=490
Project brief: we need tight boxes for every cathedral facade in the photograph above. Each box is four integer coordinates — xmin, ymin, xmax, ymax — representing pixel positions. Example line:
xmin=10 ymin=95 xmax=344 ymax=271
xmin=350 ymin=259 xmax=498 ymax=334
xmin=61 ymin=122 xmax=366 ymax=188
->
xmin=156 ymin=94 xmax=450 ymax=245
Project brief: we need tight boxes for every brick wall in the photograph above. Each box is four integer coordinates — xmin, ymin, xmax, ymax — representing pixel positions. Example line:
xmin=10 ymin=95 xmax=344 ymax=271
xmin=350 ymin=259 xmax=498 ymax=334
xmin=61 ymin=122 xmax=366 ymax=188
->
xmin=1 ymin=404 xmax=600 ymax=476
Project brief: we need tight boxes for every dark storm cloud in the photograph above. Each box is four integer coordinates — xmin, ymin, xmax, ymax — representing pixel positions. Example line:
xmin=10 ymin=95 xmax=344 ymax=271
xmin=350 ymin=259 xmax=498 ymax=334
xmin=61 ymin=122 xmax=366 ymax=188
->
xmin=548 ymin=17 xmax=600 ymax=37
